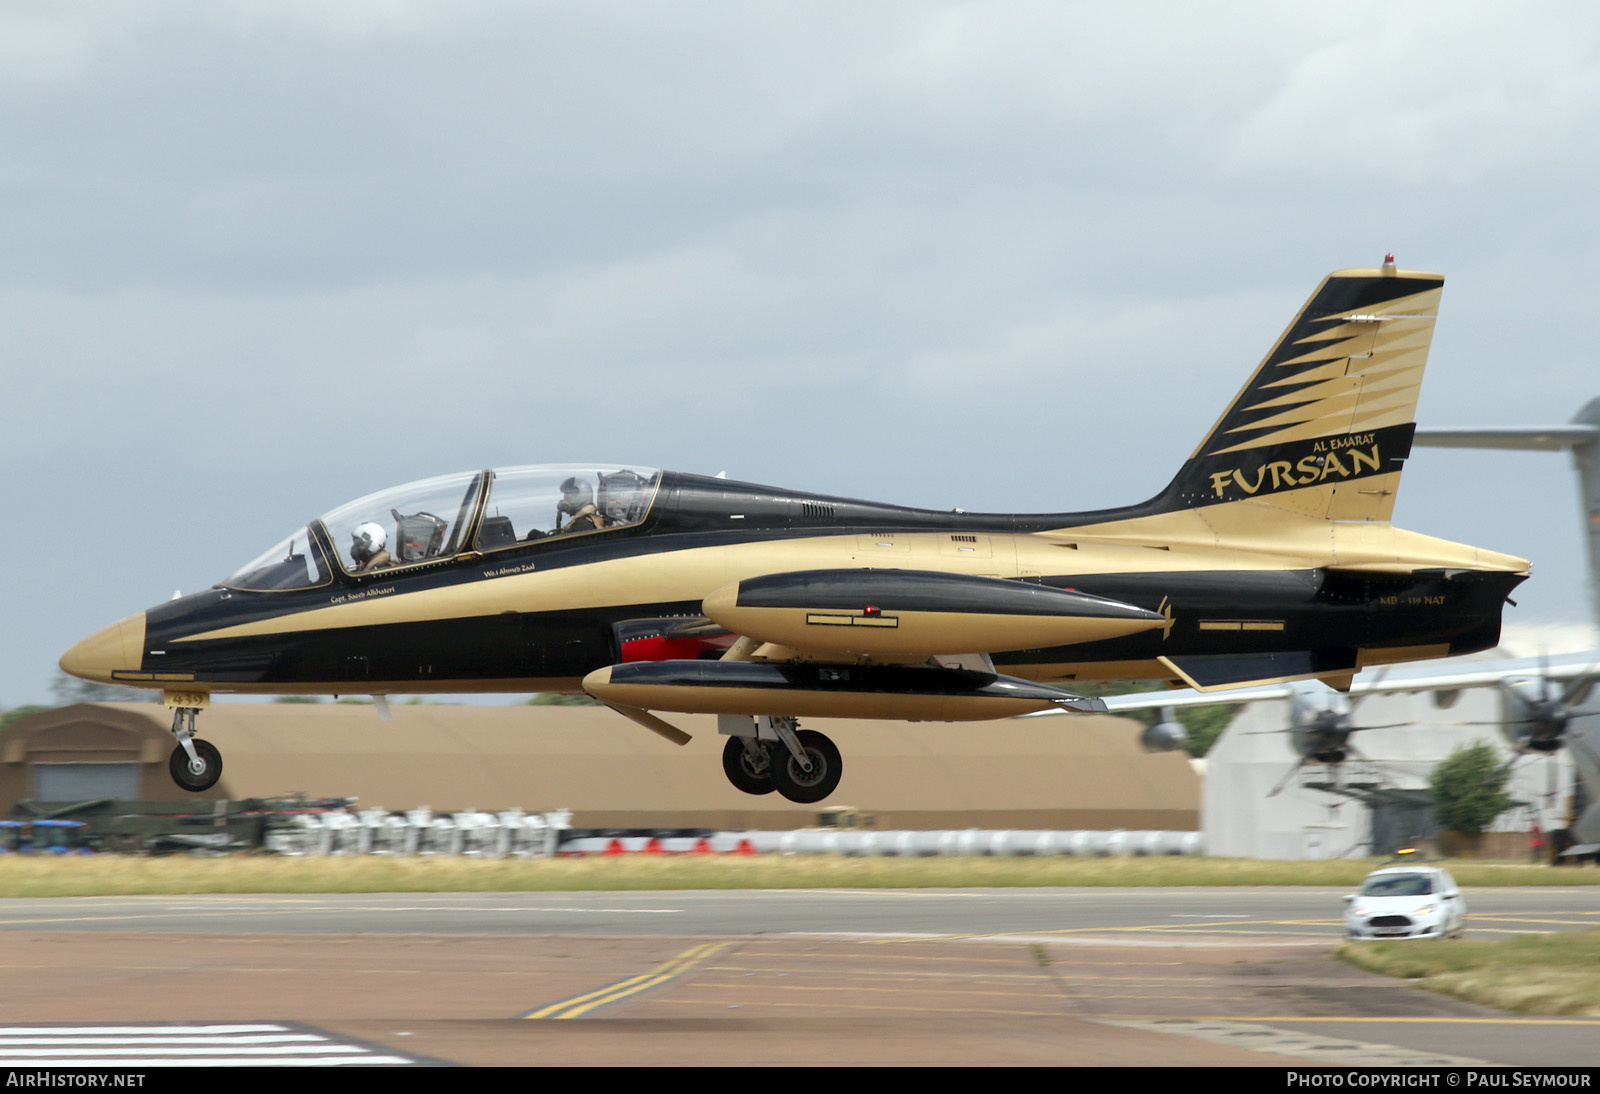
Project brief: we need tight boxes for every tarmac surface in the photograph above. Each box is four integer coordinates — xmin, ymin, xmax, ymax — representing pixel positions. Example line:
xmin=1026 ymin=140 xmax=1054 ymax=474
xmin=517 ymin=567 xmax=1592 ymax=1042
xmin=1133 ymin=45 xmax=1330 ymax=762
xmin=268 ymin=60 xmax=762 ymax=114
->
xmin=0 ymin=886 xmax=1595 ymax=1067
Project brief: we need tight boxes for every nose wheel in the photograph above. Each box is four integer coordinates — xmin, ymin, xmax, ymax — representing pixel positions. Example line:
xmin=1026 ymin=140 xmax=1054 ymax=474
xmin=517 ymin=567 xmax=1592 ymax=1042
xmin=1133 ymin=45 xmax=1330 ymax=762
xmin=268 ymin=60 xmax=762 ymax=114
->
xmin=169 ymin=739 xmax=223 ymax=793
xmin=167 ymin=706 xmax=223 ymax=792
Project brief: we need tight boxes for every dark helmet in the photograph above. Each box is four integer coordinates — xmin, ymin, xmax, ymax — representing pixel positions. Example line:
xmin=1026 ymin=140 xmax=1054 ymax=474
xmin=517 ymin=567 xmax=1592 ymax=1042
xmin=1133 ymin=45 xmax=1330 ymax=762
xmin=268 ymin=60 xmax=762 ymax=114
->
xmin=557 ymin=476 xmax=593 ymax=517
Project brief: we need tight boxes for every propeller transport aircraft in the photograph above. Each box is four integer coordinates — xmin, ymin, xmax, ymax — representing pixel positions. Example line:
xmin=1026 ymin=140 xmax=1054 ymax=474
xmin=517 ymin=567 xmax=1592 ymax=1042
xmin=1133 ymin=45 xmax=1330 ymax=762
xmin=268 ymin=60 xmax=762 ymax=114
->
xmin=61 ymin=259 xmax=1531 ymax=804
xmin=1077 ymin=394 xmax=1600 ymax=793
xmin=1092 ymin=659 xmax=1600 ymax=798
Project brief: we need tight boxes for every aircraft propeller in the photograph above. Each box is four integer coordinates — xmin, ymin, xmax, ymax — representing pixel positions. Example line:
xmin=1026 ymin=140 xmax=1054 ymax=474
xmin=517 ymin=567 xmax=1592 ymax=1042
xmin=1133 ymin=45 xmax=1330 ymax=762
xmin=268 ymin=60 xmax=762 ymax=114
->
xmin=1248 ymin=675 xmax=1413 ymax=797
xmin=1453 ymin=654 xmax=1600 ymax=774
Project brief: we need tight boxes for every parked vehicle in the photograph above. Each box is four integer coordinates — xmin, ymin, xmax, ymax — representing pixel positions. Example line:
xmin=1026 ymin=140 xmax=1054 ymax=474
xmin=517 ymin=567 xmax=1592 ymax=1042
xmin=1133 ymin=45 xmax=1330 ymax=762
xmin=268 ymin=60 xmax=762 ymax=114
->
xmin=1344 ymin=854 xmax=1466 ymax=940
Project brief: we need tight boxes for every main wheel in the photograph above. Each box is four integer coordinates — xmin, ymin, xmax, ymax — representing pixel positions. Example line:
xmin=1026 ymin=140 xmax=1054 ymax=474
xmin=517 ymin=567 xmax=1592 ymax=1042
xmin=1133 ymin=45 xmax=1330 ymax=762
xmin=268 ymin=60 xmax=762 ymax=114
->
xmin=722 ymin=736 xmax=776 ymax=795
xmin=169 ymin=739 xmax=223 ymax=793
xmin=768 ymin=730 xmax=843 ymax=804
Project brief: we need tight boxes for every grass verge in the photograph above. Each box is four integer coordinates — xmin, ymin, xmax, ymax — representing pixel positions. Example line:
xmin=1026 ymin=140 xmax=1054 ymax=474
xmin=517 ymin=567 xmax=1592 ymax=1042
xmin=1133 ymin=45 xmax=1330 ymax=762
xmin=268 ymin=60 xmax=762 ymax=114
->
xmin=1338 ymin=930 xmax=1600 ymax=1017
xmin=0 ymin=854 xmax=1595 ymax=897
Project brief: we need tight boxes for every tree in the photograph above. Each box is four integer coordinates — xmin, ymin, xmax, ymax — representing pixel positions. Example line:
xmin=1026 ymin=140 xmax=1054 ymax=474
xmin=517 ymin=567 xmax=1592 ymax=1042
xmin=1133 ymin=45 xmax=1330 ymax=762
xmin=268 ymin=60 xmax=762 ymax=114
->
xmin=1430 ymin=741 xmax=1513 ymax=836
xmin=49 ymin=671 xmax=154 ymax=706
xmin=1175 ymin=702 xmax=1240 ymax=759
xmin=1075 ymin=682 xmax=1238 ymax=758
xmin=525 ymin=693 xmax=599 ymax=706
xmin=0 ymin=705 xmax=48 ymax=730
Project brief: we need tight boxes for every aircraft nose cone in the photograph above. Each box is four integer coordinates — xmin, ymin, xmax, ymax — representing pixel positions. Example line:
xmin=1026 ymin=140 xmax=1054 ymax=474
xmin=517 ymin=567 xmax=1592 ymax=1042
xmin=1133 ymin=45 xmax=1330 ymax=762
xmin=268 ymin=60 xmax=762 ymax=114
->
xmin=59 ymin=612 xmax=146 ymax=684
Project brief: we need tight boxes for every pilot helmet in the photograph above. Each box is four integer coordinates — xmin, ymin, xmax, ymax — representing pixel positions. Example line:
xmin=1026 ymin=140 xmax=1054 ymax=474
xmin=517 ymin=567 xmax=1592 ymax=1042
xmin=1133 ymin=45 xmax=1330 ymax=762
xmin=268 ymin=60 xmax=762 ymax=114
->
xmin=351 ymin=521 xmax=387 ymax=564
xmin=557 ymin=477 xmax=593 ymax=516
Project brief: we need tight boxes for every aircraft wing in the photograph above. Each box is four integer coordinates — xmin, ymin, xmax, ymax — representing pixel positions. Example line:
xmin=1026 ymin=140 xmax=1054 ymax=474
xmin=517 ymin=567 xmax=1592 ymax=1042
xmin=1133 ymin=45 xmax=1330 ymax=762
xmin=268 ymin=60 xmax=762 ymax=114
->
xmin=1091 ymin=684 xmax=1293 ymax=715
xmin=587 ymin=569 xmax=1172 ymax=725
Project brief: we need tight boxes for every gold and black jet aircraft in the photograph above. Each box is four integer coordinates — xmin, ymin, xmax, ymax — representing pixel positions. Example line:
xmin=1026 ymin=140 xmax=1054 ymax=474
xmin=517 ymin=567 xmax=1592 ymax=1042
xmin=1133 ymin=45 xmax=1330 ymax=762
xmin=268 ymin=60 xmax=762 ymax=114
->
xmin=61 ymin=260 xmax=1530 ymax=804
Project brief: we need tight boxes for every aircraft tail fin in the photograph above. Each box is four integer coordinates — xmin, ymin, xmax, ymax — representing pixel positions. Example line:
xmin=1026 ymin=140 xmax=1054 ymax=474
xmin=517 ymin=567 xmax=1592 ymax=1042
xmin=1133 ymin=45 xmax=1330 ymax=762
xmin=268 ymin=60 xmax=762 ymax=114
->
xmin=1153 ymin=262 xmax=1444 ymax=524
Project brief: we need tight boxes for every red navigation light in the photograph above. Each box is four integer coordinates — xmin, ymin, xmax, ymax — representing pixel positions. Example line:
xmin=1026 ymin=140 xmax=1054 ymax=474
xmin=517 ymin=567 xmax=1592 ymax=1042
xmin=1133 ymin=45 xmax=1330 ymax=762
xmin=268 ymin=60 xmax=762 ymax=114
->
xmin=863 ymin=605 xmax=880 ymax=617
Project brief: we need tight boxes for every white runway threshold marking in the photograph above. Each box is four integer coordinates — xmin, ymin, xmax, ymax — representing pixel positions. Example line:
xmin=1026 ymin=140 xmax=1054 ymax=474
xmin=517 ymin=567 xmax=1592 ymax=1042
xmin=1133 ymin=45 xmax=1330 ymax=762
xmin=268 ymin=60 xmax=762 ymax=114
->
xmin=1096 ymin=1018 xmax=1489 ymax=1067
xmin=0 ymin=1023 xmax=425 ymax=1067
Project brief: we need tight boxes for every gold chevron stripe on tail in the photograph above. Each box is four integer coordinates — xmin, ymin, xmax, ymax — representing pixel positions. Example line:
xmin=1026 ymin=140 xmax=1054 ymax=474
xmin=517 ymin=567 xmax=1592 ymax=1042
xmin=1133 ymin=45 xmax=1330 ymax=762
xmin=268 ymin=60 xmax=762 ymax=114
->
xmin=1072 ymin=265 xmax=1450 ymax=531
xmin=1199 ymin=269 xmax=1441 ymax=461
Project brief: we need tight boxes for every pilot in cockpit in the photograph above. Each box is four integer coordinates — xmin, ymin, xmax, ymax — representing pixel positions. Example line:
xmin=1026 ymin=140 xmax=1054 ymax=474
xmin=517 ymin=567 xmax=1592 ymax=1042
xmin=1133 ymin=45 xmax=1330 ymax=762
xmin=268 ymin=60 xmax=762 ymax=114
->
xmin=351 ymin=521 xmax=394 ymax=572
xmin=555 ymin=477 xmax=606 ymax=534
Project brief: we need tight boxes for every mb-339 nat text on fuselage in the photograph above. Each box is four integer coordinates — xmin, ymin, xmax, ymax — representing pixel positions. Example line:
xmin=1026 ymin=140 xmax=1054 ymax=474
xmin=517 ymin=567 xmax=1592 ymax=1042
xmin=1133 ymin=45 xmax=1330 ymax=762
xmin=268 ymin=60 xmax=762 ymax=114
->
xmin=61 ymin=259 xmax=1530 ymax=804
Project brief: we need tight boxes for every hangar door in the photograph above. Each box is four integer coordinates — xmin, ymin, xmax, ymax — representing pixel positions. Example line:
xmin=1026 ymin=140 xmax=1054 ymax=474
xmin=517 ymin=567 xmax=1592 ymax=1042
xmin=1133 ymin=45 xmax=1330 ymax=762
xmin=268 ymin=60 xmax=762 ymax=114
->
xmin=31 ymin=763 xmax=141 ymax=802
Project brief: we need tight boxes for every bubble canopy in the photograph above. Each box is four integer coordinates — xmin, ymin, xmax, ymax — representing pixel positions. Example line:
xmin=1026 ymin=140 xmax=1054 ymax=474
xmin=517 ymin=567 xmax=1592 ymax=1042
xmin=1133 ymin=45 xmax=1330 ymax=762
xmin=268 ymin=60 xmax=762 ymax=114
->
xmin=222 ymin=465 xmax=662 ymax=592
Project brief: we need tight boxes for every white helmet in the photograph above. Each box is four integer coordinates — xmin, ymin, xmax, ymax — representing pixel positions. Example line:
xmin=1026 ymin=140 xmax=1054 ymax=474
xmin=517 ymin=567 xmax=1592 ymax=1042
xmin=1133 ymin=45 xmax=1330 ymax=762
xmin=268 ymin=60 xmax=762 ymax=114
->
xmin=351 ymin=521 xmax=387 ymax=564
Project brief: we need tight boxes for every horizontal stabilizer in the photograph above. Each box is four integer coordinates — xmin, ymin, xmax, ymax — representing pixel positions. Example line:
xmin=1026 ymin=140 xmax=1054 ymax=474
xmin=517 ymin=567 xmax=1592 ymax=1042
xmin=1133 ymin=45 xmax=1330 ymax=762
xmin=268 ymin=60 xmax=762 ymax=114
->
xmin=1158 ymin=649 xmax=1359 ymax=692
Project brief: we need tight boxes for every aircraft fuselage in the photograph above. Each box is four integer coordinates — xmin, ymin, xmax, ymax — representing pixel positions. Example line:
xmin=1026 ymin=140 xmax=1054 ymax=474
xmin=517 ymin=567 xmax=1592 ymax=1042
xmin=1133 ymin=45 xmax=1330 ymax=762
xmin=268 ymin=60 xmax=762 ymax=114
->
xmin=76 ymin=470 xmax=1523 ymax=699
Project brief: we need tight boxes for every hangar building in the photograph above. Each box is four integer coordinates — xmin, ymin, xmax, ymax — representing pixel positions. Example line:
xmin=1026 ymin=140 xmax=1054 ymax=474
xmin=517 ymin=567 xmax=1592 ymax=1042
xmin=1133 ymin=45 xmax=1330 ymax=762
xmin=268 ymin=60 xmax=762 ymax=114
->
xmin=1203 ymin=686 xmax=1574 ymax=859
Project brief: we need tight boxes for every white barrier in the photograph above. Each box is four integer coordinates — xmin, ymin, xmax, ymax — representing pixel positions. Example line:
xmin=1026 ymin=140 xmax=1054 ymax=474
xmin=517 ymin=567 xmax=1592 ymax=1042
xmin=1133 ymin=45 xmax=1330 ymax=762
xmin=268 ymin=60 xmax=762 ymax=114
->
xmin=265 ymin=815 xmax=1201 ymax=858
xmin=745 ymin=828 xmax=1204 ymax=857
xmin=556 ymin=829 xmax=1203 ymax=857
xmin=264 ymin=808 xmax=572 ymax=858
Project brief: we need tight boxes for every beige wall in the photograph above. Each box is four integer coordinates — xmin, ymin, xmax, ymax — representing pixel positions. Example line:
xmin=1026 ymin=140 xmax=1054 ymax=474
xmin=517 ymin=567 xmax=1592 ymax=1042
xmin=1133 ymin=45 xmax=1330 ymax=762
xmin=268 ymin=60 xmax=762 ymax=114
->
xmin=0 ymin=703 xmax=1199 ymax=830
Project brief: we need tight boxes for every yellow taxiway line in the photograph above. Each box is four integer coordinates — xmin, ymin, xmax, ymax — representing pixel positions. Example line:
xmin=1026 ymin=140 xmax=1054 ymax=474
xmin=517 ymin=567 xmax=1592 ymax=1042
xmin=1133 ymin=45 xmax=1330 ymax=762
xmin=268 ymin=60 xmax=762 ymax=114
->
xmin=523 ymin=941 xmax=734 ymax=1020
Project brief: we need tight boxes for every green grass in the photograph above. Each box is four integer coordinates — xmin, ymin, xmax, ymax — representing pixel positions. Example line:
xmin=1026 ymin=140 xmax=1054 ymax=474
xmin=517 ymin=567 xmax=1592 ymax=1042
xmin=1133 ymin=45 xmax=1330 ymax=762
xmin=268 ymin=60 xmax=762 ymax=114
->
xmin=1339 ymin=930 xmax=1600 ymax=1017
xmin=0 ymin=853 xmax=1595 ymax=898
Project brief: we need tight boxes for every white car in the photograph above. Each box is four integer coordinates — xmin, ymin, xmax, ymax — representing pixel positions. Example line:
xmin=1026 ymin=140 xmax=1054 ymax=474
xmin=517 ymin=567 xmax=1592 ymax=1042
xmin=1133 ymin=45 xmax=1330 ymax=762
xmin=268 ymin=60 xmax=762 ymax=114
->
xmin=1343 ymin=862 xmax=1467 ymax=940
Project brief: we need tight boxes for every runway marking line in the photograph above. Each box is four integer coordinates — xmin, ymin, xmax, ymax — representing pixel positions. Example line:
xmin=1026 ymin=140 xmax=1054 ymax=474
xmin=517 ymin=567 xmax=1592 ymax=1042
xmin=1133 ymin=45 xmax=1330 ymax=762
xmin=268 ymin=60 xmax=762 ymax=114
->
xmin=523 ymin=941 xmax=734 ymax=1020
xmin=706 ymin=964 xmax=1056 ymax=981
xmin=754 ymin=888 xmax=989 ymax=899
xmin=691 ymin=981 xmax=1064 ymax=1002
xmin=657 ymin=997 xmax=1074 ymax=1018
xmin=858 ymin=917 xmax=1338 ymax=942
xmin=708 ymin=968 xmax=1218 ymax=985
xmin=731 ymin=947 xmax=1049 ymax=964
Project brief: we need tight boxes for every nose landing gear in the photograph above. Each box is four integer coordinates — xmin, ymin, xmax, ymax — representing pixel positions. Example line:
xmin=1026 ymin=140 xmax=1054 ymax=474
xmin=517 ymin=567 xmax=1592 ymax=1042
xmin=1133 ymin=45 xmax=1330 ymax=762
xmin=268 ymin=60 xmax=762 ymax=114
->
xmin=167 ymin=706 xmax=223 ymax=793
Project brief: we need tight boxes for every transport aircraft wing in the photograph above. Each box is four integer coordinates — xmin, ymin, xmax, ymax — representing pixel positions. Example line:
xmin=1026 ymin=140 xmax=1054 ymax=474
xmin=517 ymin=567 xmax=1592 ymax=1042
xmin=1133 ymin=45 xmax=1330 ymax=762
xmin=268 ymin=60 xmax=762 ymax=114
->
xmin=1074 ymin=654 xmax=1600 ymax=716
xmin=1036 ymin=654 xmax=1600 ymax=768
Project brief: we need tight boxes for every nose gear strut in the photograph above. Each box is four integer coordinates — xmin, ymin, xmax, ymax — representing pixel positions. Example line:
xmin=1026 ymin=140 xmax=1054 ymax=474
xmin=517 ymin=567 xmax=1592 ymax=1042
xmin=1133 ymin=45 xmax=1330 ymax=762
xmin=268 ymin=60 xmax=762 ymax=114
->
xmin=167 ymin=706 xmax=223 ymax=792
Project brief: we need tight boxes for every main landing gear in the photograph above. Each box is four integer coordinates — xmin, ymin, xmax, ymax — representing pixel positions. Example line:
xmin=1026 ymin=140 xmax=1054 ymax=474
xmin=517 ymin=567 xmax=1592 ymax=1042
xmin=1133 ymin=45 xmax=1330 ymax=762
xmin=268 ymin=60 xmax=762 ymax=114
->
xmin=168 ymin=706 xmax=223 ymax=793
xmin=719 ymin=716 xmax=842 ymax=804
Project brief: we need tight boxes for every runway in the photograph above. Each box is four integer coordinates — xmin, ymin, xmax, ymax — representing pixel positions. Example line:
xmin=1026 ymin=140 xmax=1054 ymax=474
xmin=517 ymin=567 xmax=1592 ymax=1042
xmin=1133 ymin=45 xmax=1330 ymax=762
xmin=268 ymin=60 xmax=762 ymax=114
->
xmin=1 ymin=887 xmax=1595 ymax=1067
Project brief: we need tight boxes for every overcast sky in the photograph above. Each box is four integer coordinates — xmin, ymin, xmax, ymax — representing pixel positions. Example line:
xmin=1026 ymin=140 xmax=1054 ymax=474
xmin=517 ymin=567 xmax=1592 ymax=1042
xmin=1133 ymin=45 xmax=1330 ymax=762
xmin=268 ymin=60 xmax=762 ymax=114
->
xmin=6 ymin=2 xmax=1599 ymax=708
